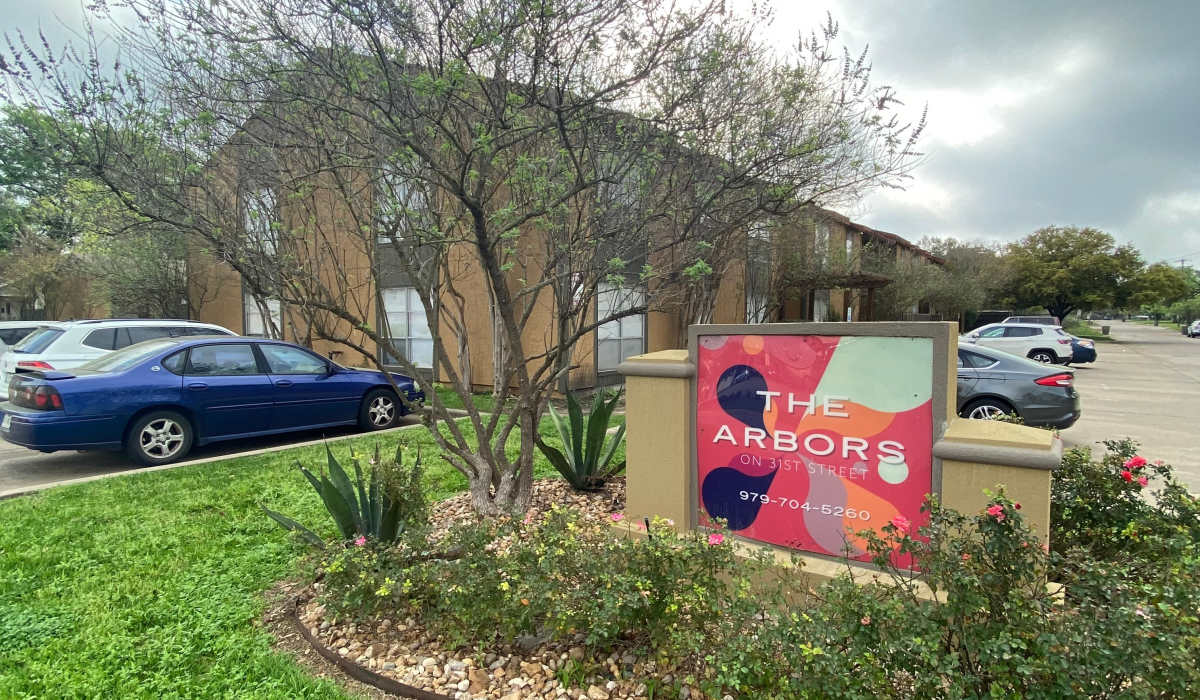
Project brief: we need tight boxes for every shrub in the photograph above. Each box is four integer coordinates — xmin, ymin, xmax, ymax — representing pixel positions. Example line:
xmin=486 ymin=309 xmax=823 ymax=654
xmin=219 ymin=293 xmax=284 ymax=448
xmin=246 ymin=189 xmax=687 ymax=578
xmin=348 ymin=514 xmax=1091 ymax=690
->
xmin=1052 ymin=439 xmax=1200 ymax=564
xmin=535 ymin=390 xmax=626 ymax=491
xmin=262 ymin=443 xmax=427 ymax=548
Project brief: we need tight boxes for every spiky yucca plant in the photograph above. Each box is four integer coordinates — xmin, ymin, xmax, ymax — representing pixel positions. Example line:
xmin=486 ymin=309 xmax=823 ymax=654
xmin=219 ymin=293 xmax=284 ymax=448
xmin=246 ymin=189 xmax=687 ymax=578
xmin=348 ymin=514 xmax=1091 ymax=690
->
xmin=263 ymin=443 xmax=425 ymax=548
xmin=536 ymin=389 xmax=626 ymax=491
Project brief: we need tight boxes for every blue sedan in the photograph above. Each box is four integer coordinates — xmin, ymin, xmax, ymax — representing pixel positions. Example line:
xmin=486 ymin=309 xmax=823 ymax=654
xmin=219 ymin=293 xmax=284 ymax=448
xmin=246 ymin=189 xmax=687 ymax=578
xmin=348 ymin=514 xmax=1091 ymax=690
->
xmin=0 ymin=337 xmax=424 ymax=465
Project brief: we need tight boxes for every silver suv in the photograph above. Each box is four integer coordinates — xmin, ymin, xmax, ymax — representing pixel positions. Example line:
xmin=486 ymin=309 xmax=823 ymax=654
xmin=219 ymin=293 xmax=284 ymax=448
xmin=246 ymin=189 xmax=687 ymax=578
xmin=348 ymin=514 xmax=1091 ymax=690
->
xmin=1 ymin=319 xmax=235 ymax=398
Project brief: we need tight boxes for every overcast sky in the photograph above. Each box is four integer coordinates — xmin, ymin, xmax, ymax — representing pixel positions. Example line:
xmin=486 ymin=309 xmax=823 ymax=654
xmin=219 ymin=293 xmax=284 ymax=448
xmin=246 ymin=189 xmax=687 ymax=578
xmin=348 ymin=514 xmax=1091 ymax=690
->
xmin=6 ymin=1 xmax=1200 ymax=264
xmin=761 ymin=0 xmax=1200 ymax=266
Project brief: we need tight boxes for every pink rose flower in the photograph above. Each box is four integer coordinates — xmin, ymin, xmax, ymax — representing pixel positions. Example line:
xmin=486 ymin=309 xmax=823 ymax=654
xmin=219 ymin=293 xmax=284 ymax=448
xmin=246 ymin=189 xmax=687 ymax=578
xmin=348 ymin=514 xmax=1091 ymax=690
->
xmin=1120 ymin=470 xmax=1134 ymax=482
xmin=707 ymin=533 xmax=725 ymax=546
xmin=1013 ymin=502 xmax=1021 ymax=510
xmin=1138 ymin=476 xmax=1149 ymax=487
xmin=1124 ymin=456 xmax=1147 ymax=470
xmin=890 ymin=516 xmax=912 ymax=534
xmin=610 ymin=512 xmax=624 ymax=522
xmin=961 ymin=552 xmax=971 ymax=561
xmin=860 ymin=615 xmax=871 ymax=625
xmin=985 ymin=504 xmax=1006 ymax=521
xmin=354 ymin=535 xmax=366 ymax=547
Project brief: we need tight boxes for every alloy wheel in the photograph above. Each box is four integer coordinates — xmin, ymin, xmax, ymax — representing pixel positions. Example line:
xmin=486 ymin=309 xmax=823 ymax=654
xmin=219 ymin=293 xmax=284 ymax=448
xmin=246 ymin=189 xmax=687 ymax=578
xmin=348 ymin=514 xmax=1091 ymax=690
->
xmin=139 ymin=418 xmax=185 ymax=459
xmin=368 ymin=396 xmax=396 ymax=427
xmin=968 ymin=404 xmax=1008 ymax=420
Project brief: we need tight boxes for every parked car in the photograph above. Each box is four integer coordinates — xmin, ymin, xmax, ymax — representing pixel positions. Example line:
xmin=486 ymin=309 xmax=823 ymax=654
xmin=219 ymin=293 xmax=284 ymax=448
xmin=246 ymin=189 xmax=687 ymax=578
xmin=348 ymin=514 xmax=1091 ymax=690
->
xmin=0 ymin=322 xmax=40 ymax=353
xmin=1067 ymin=336 xmax=1097 ymax=364
xmin=1188 ymin=320 xmax=1200 ymax=338
xmin=0 ymin=336 xmax=425 ymax=465
xmin=0 ymin=319 xmax=235 ymax=399
xmin=1000 ymin=315 xmax=1060 ymax=326
xmin=956 ymin=344 xmax=1080 ymax=429
xmin=961 ymin=322 xmax=1074 ymax=364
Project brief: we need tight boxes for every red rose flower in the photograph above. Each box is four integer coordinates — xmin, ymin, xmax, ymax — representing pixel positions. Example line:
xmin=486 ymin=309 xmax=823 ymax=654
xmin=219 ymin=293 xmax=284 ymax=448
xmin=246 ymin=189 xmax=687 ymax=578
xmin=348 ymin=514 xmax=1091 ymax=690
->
xmin=1124 ymin=456 xmax=1147 ymax=470
xmin=1120 ymin=470 xmax=1134 ymax=482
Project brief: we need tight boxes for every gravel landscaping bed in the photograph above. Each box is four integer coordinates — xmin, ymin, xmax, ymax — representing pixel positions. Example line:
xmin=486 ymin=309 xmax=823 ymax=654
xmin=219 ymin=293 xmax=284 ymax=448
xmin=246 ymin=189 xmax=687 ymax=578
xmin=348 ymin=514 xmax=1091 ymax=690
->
xmin=285 ymin=478 xmax=715 ymax=700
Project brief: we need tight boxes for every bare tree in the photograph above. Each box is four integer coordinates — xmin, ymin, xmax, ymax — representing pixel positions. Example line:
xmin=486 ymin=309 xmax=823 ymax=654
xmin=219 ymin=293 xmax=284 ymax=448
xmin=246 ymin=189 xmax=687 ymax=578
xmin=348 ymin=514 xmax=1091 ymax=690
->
xmin=3 ymin=0 xmax=922 ymax=515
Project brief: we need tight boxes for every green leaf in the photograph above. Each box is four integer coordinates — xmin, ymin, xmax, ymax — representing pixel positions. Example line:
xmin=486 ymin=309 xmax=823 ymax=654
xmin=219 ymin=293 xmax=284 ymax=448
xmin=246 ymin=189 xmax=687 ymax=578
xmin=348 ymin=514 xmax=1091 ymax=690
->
xmin=584 ymin=390 xmax=616 ymax=477
xmin=260 ymin=506 xmax=325 ymax=549
xmin=599 ymin=422 xmax=626 ymax=475
xmin=566 ymin=391 xmax=585 ymax=472
xmin=535 ymin=437 xmax=586 ymax=489
xmin=318 ymin=475 xmax=358 ymax=539
xmin=325 ymin=444 xmax=363 ymax=534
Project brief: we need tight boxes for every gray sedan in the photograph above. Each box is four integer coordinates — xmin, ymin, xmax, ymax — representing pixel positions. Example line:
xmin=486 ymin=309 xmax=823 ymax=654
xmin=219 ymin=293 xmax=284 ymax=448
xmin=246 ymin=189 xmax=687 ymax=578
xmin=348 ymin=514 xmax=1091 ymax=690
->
xmin=957 ymin=344 xmax=1081 ymax=429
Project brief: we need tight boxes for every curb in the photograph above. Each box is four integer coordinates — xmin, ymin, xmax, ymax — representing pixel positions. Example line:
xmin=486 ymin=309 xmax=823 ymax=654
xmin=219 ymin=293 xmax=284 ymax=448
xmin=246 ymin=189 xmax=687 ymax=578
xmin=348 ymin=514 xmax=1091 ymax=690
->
xmin=0 ymin=408 xmax=473 ymax=501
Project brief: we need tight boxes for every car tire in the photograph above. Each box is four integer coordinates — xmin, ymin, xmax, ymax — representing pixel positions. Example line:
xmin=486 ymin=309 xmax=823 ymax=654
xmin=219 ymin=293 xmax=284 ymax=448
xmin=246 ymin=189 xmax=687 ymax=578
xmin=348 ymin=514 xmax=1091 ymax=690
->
xmin=1027 ymin=349 xmax=1057 ymax=364
xmin=962 ymin=398 xmax=1017 ymax=421
xmin=126 ymin=410 xmax=194 ymax=466
xmin=359 ymin=388 xmax=402 ymax=431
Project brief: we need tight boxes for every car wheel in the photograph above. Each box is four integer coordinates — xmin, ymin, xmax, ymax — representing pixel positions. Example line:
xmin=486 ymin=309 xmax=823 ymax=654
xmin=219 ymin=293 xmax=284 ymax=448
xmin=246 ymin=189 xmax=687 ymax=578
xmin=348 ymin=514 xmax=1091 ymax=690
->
xmin=126 ymin=410 xmax=194 ymax=466
xmin=1028 ymin=349 xmax=1057 ymax=364
xmin=359 ymin=388 xmax=401 ymax=431
xmin=962 ymin=398 xmax=1017 ymax=421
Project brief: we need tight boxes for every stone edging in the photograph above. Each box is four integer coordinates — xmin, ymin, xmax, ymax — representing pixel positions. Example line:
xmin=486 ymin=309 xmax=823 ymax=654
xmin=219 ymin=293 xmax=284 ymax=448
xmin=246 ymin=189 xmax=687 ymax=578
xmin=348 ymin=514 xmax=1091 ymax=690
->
xmin=288 ymin=594 xmax=456 ymax=700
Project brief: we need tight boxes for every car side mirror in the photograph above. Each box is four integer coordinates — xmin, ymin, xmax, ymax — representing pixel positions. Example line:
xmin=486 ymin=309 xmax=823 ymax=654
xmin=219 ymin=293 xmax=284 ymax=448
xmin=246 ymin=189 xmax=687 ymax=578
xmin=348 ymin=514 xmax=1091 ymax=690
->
xmin=325 ymin=363 xmax=339 ymax=376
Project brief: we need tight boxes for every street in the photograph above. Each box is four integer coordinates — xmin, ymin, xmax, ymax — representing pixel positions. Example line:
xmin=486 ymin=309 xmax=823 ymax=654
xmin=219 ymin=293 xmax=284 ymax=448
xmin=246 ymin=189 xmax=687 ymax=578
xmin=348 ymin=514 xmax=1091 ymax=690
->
xmin=1 ymin=322 xmax=1197 ymax=496
xmin=1059 ymin=321 xmax=1200 ymax=489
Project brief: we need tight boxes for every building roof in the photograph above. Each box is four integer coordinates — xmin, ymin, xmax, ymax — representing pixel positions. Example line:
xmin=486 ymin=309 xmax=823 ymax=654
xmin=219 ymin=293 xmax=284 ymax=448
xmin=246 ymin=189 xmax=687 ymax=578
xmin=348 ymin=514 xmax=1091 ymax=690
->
xmin=815 ymin=207 xmax=945 ymax=266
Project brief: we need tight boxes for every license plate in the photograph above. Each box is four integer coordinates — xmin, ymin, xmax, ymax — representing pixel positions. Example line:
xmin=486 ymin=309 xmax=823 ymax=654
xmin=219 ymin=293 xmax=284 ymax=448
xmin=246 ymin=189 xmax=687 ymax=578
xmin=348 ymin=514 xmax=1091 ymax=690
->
xmin=1 ymin=414 xmax=10 ymax=432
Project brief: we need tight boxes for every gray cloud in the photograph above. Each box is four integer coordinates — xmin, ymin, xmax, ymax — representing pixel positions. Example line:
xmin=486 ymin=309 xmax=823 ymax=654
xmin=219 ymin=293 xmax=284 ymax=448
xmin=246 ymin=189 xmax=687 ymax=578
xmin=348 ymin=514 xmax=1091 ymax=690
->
xmin=777 ymin=1 xmax=1200 ymax=263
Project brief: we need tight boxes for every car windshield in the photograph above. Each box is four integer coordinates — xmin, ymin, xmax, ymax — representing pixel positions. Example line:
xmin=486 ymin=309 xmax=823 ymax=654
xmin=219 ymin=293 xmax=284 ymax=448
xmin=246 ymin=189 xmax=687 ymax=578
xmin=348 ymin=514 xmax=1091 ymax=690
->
xmin=12 ymin=326 xmax=64 ymax=353
xmin=76 ymin=339 xmax=179 ymax=373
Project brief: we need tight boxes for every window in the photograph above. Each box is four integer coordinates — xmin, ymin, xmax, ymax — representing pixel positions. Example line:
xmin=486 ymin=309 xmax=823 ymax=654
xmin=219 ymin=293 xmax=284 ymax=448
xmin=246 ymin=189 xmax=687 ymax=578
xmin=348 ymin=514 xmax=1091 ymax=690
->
xmin=813 ymin=289 xmax=831 ymax=322
xmin=381 ymin=287 xmax=433 ymax=368
xmin=128 ymin=327 xmax=173 ymax=345
xmin=243 ymin=293 xmax=282 ymax=338
xmin=814 ymin=220 xmax=831 ymax=266
xmin=596 ymin=283 xmax=645 ymax=372
xmin=83 ymin=328 xmax=117 ymax=350
xmin=185 ymin=344 xmax=261 ymax=376
xmin=259 ymin=344 xmax=328 ymax=375
xmin=745 ymin=222 xmax=771 ymax=323
xmin=1003 ymin=327 xmax=1039 ymax=338
xmin=78 ymin=340 xmax=178 ymax=373
xmin=0 ymin=327 xmax=37 ymax=345
xmin=959 ymin=350 xmax=997 ymax=369
xmin=244 ymin=187 xmax=278 ymax=256
xmin=376 ymin=172 xmax=426 ymax=244
xmin=13 ymin=327 xmax=63 ymax=353
xmin=161 ymin=350 xmax=186 ymax=374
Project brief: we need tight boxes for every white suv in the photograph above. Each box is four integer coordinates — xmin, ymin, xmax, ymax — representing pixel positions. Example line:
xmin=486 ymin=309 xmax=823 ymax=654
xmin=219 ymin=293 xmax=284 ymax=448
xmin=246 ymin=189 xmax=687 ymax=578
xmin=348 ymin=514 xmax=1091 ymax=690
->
xmin=1 ymin=319 xmax=235 ymax=397
xmin=961 ymin=322 xmax=1073 ymax=364
xmin=0 ymin=322 xmax=41 ymax=354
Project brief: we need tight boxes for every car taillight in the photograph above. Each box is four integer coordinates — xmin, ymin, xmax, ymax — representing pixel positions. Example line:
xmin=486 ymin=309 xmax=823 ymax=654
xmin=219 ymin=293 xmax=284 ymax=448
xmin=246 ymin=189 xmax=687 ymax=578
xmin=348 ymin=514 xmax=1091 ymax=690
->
xmin=1035 ymin=373 xmax=1073 ymax=387
xmin=17 ymin=360 xmax=54 ymax=371
xmin=10 ymin=383 xmax=64 ymax=410
xmin=1057 ymin=339 xmax=1072 ymax=345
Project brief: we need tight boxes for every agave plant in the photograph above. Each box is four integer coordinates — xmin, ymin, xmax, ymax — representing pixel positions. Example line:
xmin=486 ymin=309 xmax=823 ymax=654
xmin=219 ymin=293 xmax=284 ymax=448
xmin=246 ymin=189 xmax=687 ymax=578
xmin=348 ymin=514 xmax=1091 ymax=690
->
xmin=263 ymin=443 xmax=425 ymax=548
xmin=536 ymin=389 xmax=626 ymax=491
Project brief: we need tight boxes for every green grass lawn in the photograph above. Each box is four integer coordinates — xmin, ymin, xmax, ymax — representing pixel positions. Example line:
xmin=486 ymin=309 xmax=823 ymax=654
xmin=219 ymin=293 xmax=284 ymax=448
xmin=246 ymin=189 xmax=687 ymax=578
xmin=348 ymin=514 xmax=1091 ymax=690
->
xmin=1064 ymin=321 xmax=1118 ymax=343
xmin=0 ymin=413 xmax=612 ymax=697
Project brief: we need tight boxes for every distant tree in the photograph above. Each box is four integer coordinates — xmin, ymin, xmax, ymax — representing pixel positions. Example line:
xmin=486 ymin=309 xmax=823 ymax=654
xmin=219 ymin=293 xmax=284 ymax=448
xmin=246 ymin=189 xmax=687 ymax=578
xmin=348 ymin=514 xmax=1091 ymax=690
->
xmin=1129 ymin=263 xmax=1193 ymax=323
xmin=1004 ymin=226 xmax=1142 ymax=322
xmin=917 ymin=236 xmax=1013 ymax=318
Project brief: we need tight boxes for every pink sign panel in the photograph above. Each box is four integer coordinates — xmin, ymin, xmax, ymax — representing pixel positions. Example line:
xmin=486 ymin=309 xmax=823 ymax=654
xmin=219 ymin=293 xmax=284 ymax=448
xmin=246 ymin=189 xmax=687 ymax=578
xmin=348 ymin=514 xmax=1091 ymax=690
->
xmin=695 ymin=333 xmax=933 ymax=561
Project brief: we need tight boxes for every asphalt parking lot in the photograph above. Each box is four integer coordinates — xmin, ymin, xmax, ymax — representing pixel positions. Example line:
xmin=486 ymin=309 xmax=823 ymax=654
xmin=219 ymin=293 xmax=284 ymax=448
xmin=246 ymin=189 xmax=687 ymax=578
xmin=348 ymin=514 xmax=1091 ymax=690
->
xmin=1058 ymin=321 xmax=1199 ymax=490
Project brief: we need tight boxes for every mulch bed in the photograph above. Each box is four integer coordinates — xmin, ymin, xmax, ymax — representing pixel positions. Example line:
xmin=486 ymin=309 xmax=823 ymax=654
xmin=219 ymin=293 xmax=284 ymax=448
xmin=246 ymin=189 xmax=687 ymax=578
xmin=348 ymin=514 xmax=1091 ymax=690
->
xmin=267 ymin=478 xmax=715 ymax=700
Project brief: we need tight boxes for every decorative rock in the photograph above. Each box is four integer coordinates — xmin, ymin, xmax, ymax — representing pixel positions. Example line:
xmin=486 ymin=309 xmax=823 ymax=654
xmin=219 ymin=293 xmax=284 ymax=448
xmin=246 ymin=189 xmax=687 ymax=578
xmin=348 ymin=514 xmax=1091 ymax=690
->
xmin=422 ymin=657 xmax=438 ymax=668
xmin=468 ymin=668 xmax=489 ymax=692
xmin=568 ymin=647 xmax=586 ymax=661
xmin=586 ymin=685 xmax=610 ymax=700
xmin=382 ymin=662 xmax=397 ymax=671
xmin=679 ymin=686 xmax=690 ymax=699
xmin=456 ymin=678 xmax=470 ymax=691
xmin=605 ymin=681 xmax=617 ymax=692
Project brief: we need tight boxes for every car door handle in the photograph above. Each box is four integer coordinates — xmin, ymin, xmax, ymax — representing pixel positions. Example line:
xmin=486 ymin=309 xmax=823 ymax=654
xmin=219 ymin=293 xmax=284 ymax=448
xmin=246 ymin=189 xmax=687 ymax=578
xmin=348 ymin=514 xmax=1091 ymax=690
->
xmin=187 ymin=383 xmax=208 ymax=391
xmin=274 ymin=380 xmax=293 ymax=387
